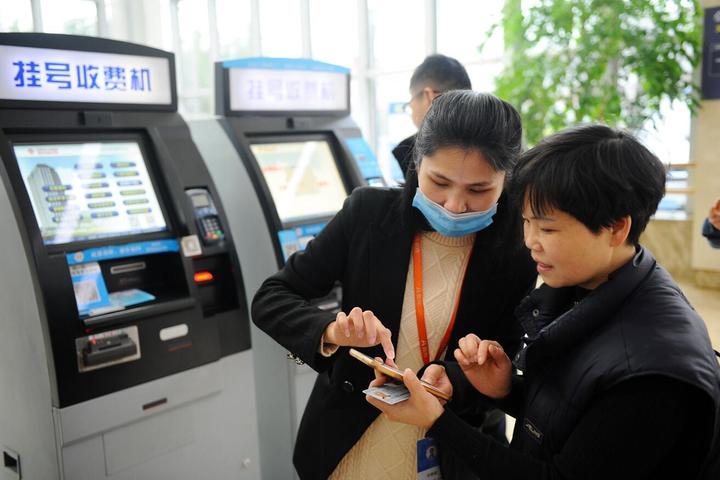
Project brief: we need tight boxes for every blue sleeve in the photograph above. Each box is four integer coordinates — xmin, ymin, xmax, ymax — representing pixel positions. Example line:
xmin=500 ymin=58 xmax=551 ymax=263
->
xmin=702 ymin=218 xmax=720 ymax=249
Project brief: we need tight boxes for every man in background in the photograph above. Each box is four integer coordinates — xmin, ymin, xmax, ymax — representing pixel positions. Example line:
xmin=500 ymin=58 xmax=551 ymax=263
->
xmin=393 ymin=54 xmax=472 ymax=176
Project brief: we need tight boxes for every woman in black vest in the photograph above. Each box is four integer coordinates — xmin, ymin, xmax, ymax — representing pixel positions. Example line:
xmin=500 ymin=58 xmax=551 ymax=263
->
xmin=369 ymin=125 xmax=720 ymax=479
xmin=251 ymin=91 xmax=537 ymax=479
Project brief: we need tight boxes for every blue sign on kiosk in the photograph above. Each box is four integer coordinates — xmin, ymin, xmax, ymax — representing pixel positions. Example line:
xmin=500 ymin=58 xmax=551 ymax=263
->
xmin=702 ymin=7 xmax=720 ymax=100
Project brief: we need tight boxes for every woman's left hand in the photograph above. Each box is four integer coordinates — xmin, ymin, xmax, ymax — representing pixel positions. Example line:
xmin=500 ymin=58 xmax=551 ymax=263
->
xmin=366 ymin=367 xmax=445 ymax=429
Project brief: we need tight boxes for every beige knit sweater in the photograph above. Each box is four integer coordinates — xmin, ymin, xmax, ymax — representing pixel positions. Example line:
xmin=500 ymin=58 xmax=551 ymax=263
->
xmin=329 ymin=231 xmax=474 ymax=480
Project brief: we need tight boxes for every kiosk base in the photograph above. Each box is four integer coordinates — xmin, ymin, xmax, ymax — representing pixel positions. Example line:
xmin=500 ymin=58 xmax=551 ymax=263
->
xmin=57 ymin=352 xmax=260 ymax=479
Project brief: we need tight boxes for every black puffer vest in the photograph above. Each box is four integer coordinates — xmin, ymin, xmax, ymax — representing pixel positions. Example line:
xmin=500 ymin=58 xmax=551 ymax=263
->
xmin=512 ymin=247 xmax=720 ymax=477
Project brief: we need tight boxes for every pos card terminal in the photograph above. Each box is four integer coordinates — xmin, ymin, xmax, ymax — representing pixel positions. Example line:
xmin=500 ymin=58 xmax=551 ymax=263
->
xmin=186 ymin=188 xmax=225 ymax=245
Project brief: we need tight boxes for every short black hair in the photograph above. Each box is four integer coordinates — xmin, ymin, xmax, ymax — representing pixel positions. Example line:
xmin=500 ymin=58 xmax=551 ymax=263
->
xmin=509 ymin=124 xmax=667 ymax=245
xmin=409 ymin=54 xmax=472 ymax=93
xmin=402 ymin=90 xmax=522 ymax=210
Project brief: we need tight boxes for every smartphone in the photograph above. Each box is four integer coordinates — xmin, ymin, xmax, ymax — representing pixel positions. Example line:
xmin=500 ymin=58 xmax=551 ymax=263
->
xmin=349 ymin=348 xmax=451 ymax=401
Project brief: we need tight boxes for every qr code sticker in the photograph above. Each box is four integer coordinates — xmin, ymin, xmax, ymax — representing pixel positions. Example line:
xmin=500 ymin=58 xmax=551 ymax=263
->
xmin=74 ymin=280 xmax=100 ymax=305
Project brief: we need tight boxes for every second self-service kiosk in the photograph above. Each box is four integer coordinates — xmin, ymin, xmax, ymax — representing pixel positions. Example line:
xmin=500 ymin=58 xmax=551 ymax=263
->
xmin=0 ymin=33 xmax=260 ymax=479
xmin=190 ymin=58 xmax=401 ymax=479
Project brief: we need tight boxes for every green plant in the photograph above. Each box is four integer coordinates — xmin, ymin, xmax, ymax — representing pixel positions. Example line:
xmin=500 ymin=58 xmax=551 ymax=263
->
xmin=489 ymin=0 xmax=703 ymax=146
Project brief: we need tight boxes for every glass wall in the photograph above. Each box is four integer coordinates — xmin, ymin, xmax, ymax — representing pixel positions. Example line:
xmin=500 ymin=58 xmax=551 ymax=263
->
xmin=216 ymin=0 xmax=253 ymax=59
xmin=41 ymin=0 xmax=98 ymax=35
xmin=2 ymin=0 xmax=697 ymax=219
xmin=436 ymin=0 xmax=505 ymax=93
xmin=639 ymin=100 xmax=693 ymax=220
xmin=259 ymin=0 xmax=303 ymax=58
xmin=176 ymin=0 xmax=212 ymax=115
xmin=309 ymin=0 xmax=358 ymax=70
xmin=0 ymin=0 xmax=34 ymax=32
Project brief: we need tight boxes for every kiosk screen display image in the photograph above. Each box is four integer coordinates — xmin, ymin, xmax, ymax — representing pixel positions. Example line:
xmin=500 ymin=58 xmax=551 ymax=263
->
xmin=14 ymin=141 xmax=168 ymax=245
xmin=250 ymin=140 xmax=347 ymax=224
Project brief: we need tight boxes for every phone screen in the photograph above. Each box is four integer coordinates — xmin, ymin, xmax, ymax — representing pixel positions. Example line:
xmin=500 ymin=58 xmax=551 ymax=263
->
xmin=348 ymin=349 xmax=451 ymax=400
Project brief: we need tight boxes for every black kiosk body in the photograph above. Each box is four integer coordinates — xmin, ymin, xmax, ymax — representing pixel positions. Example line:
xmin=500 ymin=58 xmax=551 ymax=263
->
xmin=189 ymin=57 xmax=401 ymax=479
xmin=0 ymin=34 xmax=260 ymax=479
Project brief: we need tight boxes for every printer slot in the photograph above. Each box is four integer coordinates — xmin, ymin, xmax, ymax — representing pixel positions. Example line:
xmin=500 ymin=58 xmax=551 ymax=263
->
xmin=83 ymin=332 xmax=137 ymax=366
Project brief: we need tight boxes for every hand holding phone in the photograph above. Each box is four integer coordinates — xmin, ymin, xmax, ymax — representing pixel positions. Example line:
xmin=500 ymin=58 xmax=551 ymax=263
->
xmin=349 ymin=348 xmax=451 ymax=401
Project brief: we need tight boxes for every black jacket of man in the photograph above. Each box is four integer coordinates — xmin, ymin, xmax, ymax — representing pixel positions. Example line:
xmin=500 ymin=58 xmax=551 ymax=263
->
xmin=392 ymin=133 xmax=416 ymax=178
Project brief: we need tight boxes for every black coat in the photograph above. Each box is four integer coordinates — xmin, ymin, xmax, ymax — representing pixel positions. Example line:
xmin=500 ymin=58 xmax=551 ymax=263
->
xmin=436 ymin=247 xmax=720 ymax=479
xmin=392 ymin=133 xmax=416 ymax=177
xmin=513 ymin=247 xmax=720 ymax=470
xmin=252 ymin=186 xmax=536 ymax=479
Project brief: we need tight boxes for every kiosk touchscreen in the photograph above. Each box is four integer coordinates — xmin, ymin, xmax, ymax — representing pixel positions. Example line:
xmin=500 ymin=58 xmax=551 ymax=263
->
xmin=0 ymin=33 xmax=260 ymax=480
xmin=15 ymin=141 xmax=167 ymax=246
xmin=250 ymin=136 xmax=347 ymax=260
xmin=189 ymin=57 xmax=401 ymax=479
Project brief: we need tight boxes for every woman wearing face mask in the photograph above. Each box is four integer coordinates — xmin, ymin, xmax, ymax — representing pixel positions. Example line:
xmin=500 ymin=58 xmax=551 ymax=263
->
xmin=251 ymin=90 xmax=537 ymax=480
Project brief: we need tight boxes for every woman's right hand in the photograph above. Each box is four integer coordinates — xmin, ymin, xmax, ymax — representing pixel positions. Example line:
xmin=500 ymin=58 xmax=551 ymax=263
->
xmin=454 ymin=333 xmax=512 ymax=399
xmin=323 ymin=307 xmax=395 ymax=362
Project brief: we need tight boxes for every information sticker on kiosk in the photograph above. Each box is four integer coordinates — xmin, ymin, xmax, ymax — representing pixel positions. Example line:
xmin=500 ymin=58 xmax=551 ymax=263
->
xmin=66 ymin=240 xmax=180 ymax=318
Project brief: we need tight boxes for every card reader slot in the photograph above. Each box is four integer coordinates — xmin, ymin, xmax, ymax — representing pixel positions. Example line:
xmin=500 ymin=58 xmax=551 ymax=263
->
xmin=83 ymin=297 xmax=197 ymax=329
xmin=110 ymin=261 xmax=147 ymax=275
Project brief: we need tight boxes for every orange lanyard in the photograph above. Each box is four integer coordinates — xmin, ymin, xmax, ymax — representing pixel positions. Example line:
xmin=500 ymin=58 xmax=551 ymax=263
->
xmin=412 ymin=233 xmax=473 ymax=364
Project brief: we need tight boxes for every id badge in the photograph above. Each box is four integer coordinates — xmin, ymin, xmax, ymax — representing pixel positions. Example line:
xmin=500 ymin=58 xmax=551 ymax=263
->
xmin=417 ymin=437 xmax=443 ymax=480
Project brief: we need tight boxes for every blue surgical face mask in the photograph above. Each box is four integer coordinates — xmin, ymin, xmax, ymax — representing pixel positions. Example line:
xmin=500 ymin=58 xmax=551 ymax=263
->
xmin=412 ymin=188 xmax=498 ymax=237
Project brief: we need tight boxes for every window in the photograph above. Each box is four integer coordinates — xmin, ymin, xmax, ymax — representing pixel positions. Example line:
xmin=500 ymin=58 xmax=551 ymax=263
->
xmin=103 ymin=0 xmax=174 ymax=51
xmin=436 ymin=0 xmax=504 ymax=62
xmin=259 ymin=0 xmax=302 ymax=57
xmin=364 ymin=0 xmax=430 ymax=174
xmin=309 ymin=0 xmax=358 ymax=70
xmin=436 ymin=1 xmax=505 ymax=94
xmin=464 ymin=62 xmax=505 ymax=94
xmin=309 ymin=0 xmax=368 ymax=142
xmin=41 ymin=0 xmax=99 ymax=36
xmin=367 ymin=0 xmax=426 ymax=71
xmin=216 ymin=0 xmax=253 ymax=59
xmin=176 ymin=0 xmax=213 ymax=116
xmin=374 ymin=72 xmax=416 ymax=175
xmin=639 ymin=100 xmax=692 ymax=220
xmin=0 ymin=0 xmax=33 ymax=32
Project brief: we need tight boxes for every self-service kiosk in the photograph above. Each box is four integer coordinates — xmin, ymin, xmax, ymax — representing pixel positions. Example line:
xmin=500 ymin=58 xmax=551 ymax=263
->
xmin=189 ymin=57 xmax=402 ymax=479
xmin=0 ymin=33 xmax=260 ymax=480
